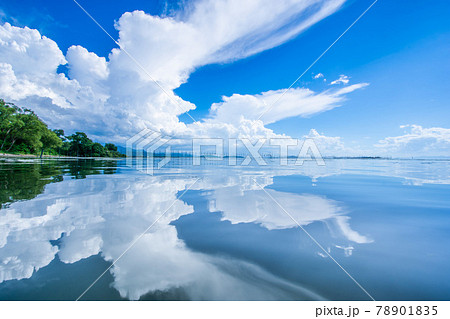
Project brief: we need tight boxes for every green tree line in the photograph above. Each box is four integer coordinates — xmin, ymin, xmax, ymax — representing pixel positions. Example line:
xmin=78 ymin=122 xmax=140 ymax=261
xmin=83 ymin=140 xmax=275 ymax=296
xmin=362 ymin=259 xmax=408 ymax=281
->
xmin=0 ymin=99 xmax=124 ymax=158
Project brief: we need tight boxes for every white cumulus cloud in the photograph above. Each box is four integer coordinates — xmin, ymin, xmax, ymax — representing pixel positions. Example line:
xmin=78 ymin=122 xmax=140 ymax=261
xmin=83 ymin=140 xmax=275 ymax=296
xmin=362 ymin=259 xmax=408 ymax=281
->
xmin=313 ymin=73 xmax=324 ymax=79
xmin=0 ymin=0 xmax=370 ymax=144
xmin=303 ymin=129 xmax=346 ymax=155
xmin=330 ymin=74 xmax=350 ymax=85
xmin=375 ymin=125 xmax=450 ymax=156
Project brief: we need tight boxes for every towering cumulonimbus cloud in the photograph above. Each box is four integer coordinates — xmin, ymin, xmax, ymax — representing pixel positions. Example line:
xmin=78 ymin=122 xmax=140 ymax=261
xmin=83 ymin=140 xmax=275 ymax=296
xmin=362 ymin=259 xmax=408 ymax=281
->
xmin=0 ymin=0 xmax=366 ymax=146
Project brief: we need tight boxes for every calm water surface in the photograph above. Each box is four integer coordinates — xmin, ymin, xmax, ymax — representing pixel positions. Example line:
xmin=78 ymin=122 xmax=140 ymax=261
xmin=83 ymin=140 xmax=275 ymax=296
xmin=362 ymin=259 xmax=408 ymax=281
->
xmin=0 ymin=158 xmax=449 ymax=300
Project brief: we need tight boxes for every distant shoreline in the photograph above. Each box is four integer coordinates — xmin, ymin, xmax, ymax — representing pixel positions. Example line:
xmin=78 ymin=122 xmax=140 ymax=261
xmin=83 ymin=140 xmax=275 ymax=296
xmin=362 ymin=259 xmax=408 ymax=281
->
xmin=0 ymin=153 xmax=123 ymax=160
xmin=1 ymin=153 xmax=448 ymax=161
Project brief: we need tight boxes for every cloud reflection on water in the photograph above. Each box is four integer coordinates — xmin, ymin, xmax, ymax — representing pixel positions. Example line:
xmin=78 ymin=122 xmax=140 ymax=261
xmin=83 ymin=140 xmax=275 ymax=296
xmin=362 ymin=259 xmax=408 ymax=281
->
xmin=0 ymin=164 xmax=374 ymax=300
xmin=0 ymin=172 xmax=336 ymax=300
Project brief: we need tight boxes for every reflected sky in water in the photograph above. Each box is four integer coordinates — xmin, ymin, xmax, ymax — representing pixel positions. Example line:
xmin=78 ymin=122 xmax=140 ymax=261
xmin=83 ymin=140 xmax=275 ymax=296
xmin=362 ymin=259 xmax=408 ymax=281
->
xmin=0 ymin=158 xmax=449 ymax=300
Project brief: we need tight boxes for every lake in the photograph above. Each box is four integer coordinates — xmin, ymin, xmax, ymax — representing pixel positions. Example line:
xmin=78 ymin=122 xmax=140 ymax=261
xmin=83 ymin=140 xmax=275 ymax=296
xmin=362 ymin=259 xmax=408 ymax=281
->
xmin=0 ymin=158 xmax=449 ymax=300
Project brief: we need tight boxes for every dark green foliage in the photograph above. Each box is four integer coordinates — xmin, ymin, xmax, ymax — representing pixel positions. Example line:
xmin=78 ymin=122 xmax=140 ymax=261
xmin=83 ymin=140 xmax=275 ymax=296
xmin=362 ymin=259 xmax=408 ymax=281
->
xmin=105 ymin=143 xmax=117 ymax=152
xmin=0 ymin=100 xmax=46 ymax=153
xmin=0 ymin=99 xmax=124 ymax=158
xmin=0 ymin=161 xmax=63 ymax=208
xmin=40 ymin=129 xmax=63 ymax=158
xmin=67 ymin=132 xmax=93 ymax=157
xmin=0 ymin=159 xmax=118 ymax=207
xmin=92 ymin=142 xmax=108 ymax=157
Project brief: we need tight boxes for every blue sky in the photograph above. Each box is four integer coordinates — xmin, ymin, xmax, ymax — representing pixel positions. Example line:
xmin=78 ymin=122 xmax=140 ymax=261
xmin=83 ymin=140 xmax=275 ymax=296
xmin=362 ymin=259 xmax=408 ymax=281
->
xmin=0 ymin=0 xmax=449 ymax=156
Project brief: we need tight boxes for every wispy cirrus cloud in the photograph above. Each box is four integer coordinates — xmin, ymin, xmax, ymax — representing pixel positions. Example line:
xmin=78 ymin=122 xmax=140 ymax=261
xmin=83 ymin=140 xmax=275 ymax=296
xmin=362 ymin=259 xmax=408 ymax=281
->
xmin=209 ymin=83 xmax=368 ymax=126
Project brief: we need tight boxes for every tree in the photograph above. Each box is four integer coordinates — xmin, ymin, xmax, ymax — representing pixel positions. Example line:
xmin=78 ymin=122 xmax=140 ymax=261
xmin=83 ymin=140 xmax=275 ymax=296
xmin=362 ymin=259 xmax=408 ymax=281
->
xmin=0 ymin=100 xmax=23 ymax=151
xmin=13 ymin=110 xmax=46 ymax=152
xmin=53 ymin=129 xmax=66 ymax=140
xmin=60 ymin=141 xmax=71 ymax=156
xmin=67 ymin=132 xmax=94 ymax=157
xmin=40 ymin=129 xmax=63 ymax=158
xmin=1 ymin=99 xmax=124 ymax=158
xmin=52 ymin=129 xmax=66 ymax=155
xmin=1 ymin=107 xmax=46 ymax=153
xmin=92 ymin=142 xmax=107 ymax=157
xmin=105 ymin=143 xmax=117 ymax=152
